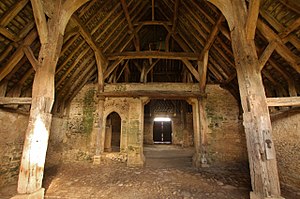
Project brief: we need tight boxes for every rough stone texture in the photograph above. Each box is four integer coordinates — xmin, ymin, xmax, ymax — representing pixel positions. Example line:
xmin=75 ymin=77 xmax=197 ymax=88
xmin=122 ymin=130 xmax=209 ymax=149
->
xmin=205 ymin=85 xmax=248 ymax=165
xmin=271 ymin=109 xmax=300 ymax=191
xmin=0 ymin=110 xmax=28 ymax=187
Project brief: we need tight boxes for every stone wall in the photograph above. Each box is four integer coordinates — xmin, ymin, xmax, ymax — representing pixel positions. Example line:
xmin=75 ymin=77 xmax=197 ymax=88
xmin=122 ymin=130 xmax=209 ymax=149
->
xmin=205 ymin=85 xmax=248 ymax=164
xmin=271 ymin=109 xmax=300 ymax=191
xmin=0 ymin=110 xmax=28 ymax=187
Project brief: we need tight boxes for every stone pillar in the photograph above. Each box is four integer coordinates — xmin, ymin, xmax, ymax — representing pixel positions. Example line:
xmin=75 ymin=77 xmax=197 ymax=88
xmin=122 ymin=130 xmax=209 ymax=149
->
xmin=127 ymin=97 xmax=148 ymax=167
xmin=93 ymin=96 xmax=105 ymax=164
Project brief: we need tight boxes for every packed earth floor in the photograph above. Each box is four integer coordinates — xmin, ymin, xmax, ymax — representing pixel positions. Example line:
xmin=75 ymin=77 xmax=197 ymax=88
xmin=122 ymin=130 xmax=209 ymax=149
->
xmin=0 ymin=145 xmax=299 ymax=199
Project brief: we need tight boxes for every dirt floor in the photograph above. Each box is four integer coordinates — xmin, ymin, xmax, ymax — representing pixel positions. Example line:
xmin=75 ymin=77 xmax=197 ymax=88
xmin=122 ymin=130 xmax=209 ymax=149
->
xmin=0 ymin=145 xmax=299 ymax=199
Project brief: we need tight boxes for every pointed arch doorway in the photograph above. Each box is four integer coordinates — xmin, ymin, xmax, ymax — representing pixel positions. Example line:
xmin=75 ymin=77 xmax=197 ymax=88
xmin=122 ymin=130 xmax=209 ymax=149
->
xmin=104 ymin=112 xmax=121 ymax=152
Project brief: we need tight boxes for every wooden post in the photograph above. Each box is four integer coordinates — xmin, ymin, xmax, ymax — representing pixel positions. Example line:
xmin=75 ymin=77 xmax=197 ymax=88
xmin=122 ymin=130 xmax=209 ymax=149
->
xmin=15 ymin=0 xmax=91 ymax=197
xmin=209 ymin=0 xmax=283 ymax=198
xmin=198 ymin=96 xmax=209 ymax=167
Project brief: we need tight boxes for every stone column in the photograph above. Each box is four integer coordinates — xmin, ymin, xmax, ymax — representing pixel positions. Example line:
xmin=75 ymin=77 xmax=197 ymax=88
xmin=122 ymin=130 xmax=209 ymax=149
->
xmin=93 ymin=96 xmax=105 ymax=164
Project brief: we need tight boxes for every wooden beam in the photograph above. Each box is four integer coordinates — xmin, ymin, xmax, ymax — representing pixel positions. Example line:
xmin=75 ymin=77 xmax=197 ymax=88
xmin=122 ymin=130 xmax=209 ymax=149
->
xmin=0 ymin=97 xmax=32 ymax=105
xmin=103 ymin=59 xmax=124 ymax=79
xmin=0 ymin=0 xmax=29 ymax=26
xmin=30 ymin=0 xmax=48 ymax=44
xmin=181 ymin=58 xmax=200 ymax=81
xmin=0 ymin=30 xmax=37 ymax=82
xmin=120 ymin=0 xmax=140 ymax=51
xmin=133 ymin=21 xmax=172 ymax=26
xmin=199 ymin=15 xmax=223 ymax=59
xmin=245 ymin=0 xmax=261 ymax=40
xmin=152 ymin=0 xmax=155 ymax=21
xmin=198 ymin=51 xmax=209 ymax=92
xmin=0 ymin=26 xmax=19 ymax=41
xmin=267 ymin=97 xmax=300 ymax=107
xmin=258 ymin=40 xmax=277 ymax=71
xmin=23 ymin=46 xmax=38 ymax=71
xmin=257 ymin=19 xmax=300 ymax=73
xmin=279 ymin=18 xmax=300 ymax=38
xmin=166 ymin=0 xmax=180 ymax=51
xmin=71 ymin=15 xmax=108 ymax=66
xmin=107 ymin=51 xmax=199 ymax=60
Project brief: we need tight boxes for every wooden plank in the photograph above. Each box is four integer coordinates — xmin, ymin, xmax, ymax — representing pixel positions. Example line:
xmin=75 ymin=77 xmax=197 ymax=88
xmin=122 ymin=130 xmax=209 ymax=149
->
xmin=267 ymin=97 xmax=300 ymax=107
xmin=133 ymin=21 xmax=172 ymax=26
xmin=181 ymin=58 xmax=200 ymax=81
xmin=0 ymin=97 xmax=32 ymax=105
xmin=100 ymin=91 xmax=203 ymax=99
xmin=245 ymin=0 xmax=261 ymax=40
xmin=0 ymin=0 xmax=29 ymax=26
xmin=107 ymin=51 xmax=199 ymax=60
xmin=258 ymin=40 xmax=277 ymax=71
xmin=30 ymin=0 xmax=48 ymax=44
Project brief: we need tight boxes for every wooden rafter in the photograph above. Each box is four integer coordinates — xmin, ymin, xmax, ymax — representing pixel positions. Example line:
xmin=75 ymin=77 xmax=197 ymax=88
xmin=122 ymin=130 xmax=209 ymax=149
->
xmin=245 ymin=0 xmax=261 ymax=40
xmin=0 ymin=30 xmax=37 ymax=82
xmin=279 ymin=18 xmax=300 ymax=38
xmin=166 ymin=0 xmax=180 ymax=51
xmin=120 ymin=0 xmax=140 ymax=51
xmin=257 ymin=19 xmax=300 ymax=73
xmin=71 ymin=15 xmax=108 ymax=67
xmin=198 ymin=51 xmax=209 ymax=92
xmin=0 ymin=26 xmax=19 ymax=42
xmin=104 ymin=59 xmax=124 ymax=79
xmin=0 ymin=0 xmax=29 ymax=27
xmin=23 ymin=46 xmax=38 ymax=71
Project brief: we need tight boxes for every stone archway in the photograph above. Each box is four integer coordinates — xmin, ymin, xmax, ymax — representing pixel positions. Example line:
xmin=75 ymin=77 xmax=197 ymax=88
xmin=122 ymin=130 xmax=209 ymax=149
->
xmin=104 ymin=112 xmax=122 ymax=152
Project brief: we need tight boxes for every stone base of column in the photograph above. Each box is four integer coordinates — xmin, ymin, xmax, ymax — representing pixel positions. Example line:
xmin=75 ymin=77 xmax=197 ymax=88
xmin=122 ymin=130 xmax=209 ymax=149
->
xmin=193 ymin=153 xmax=209 ymax=168
xmin=93 ymin=155 xmax=101 ymax=165
xmin=250 ymin=192 xmax=285 ymax=199
xmin=127 ymin=147 xmax=145 ymax=167
xmin=11 ymin=188 xmax=44 ymax=199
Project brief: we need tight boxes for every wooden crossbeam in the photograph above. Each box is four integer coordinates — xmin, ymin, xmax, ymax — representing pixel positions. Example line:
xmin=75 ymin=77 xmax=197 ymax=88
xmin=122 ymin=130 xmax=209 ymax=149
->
xmin=0 ymin=97 xmax=32 ymax=105
xmin=30 ymin=0 xmax=48 ymax=44
xmin=120 ymin=0 xmax=140 ymax=51
xmin=267 ymin=97 xmax=300 ymax=107
xmin=166 ymin=0 xmax=180 ymax=51
xmin=245 ymin=0 xmax=261 ymax=40
xmin=133 ymin=21 xmax=172 ymax=26
xmin=108 ymin=51 xmax=198 ymax=60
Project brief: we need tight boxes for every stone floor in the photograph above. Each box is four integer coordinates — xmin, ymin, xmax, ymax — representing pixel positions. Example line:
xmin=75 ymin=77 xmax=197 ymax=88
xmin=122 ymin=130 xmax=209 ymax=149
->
xmin=0 ymin=145 xmax=299 ymax=199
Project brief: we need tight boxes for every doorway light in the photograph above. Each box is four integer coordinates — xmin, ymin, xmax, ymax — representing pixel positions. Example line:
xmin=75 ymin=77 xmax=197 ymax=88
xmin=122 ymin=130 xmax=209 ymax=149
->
xmin=154 ymin=117 xmax=171 ymax=122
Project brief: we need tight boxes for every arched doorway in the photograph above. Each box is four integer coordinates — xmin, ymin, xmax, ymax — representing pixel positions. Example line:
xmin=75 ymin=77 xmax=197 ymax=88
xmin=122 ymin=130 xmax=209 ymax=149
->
xmin=104 ymin=112 xmax=121 ymax=152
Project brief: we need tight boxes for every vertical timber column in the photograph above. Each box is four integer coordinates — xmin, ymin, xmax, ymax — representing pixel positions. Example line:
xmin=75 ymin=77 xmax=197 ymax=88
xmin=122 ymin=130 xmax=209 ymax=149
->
xmin=198 ymin=96 xmax=209 ymax=167
xmin=207 ymin=1 xmax=283 ymax=198
xmin=188 ymin=98 xmax=201 ymax=167
xmin=93 ymin=95 xmax=105 ymax=164
xmin=14 ymin=0 xmax=91 ymax=197
xmin=16 ymin=25 xmax=64 ymax=199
